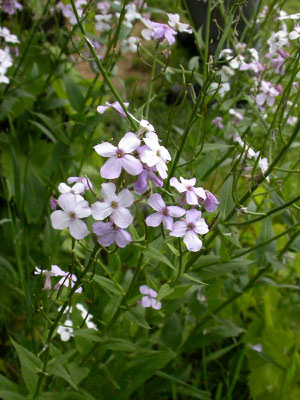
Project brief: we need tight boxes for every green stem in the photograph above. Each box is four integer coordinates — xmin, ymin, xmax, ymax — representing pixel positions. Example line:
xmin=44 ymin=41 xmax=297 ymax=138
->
xmin=144 ymin=43 xmax=159 ymax=119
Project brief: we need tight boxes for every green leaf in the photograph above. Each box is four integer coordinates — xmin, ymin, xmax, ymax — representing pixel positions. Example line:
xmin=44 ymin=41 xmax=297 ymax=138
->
xmin=11 ymin=339 xmax=42 ymax=394
xmin=47 ymin=360 xmax=77 ymax=390
xmin=161 ymin=313 xmax=182 ymax=349
xmin=29 ymin=120 xmax=57 ymax=143
xmin=156 ymin=283 xmax=174 ymax=302
xmin=206 ymin=343 xmax=240 ymax=363
xmin=0 ymin=391 xmax=26 ymax=400
xmin=166 ymin=284 xmax=193 ymax=299
xmin=0 ymin=374 xmax=20 ymax=392
xmin=124 ymin=308 xmax=150 ymax=329
xmin=93 ymin=275 xmax=123 ymax=295
xmin=33 ymin=112 xmax=70 ymax=145
xmin=218 ymin=175 xmax=235 ymax=221
xmin=201 ymin=143 xmax=233 ymax=152
xmin=73 ymin=329 xmax=103 ymax=342
xmin=143 ymin=246 xmax=175 ymax=270
xmin=190 ymin=259 xmax=252 ymax=280
xmin=68 ymin=363 xmax=89 ymax=386
xmin=64 ymin=76 xmax=84 ymax=112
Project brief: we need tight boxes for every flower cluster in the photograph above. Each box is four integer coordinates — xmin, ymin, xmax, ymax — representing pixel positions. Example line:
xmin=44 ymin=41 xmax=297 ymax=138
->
xmin=0 ymin=0 xmax=22 ymax=15
xmin=34 ymin=265 xmax=82 ymax=293
xmin=0 ymin=26 xmax=19 ymax=84
xmin=57 ymin=0 xmax=87 ymax=25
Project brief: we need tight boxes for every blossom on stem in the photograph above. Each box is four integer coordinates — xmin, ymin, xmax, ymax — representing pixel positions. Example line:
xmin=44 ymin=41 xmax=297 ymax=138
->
xmin=141 ymin=18 xmax=177 ymax=45
xmin=170 ymin=177 xmax=206 ymax=205
xmin=58 ymin=182 xmax=85 ymax=201
xmin=93 ymin=220 xmax=132 ymax=248
xmin=57 ymin=319 xmax=74 ymax=341
xmin=134 ymin=165 xmax=163 ymax=194
xmin=139 ymin=285 xmax=161 ymax=310
xmin=267 ymin=30 xmax=289 ymax=54
xmin=97 ymin=101 xmax=129 ymax=118
xmin=146 ymin=193 xmax=185 ymax=230
xmin=170 ymin=209 xmax=209 ymax=252
xmin=50 ymin=193 xmax=91 ymax=240
xmin=94 ymin=132 xmax=143 ymax=179
xmin=266 ymin=49 xmax=289 ymax=75
xmin=34 ymin=265 xmax=82 ymax=293
xmin=167 ymin=13 xmax=192 ymax=33
xmin=91 ymin=182 xmax=134 ymax=228
xmin=212 ymin=117 xmax=224 ymax=129
xmin=76 ymin=303 xmax=97 ymax=330
xmin=256 ymin=80 xmax=280 ymax=107
xmin=140 ymin=131 xmax=171 ymax=179
xmin=204 ymin=191 xmax=220 ymax=212
xmin=67 ymin=176 xmax=93 ymax=191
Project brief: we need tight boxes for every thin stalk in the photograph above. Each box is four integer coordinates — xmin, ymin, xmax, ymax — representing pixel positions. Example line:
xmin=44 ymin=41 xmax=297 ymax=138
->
xmin=145 ymin=43 xmax=159 ymax=119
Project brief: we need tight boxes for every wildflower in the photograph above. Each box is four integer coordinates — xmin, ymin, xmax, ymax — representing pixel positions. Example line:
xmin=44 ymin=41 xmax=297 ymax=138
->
xmin=139 ymin=285 xmax=161 ymax=310
xmin=93 ymin=220 xmax=132 ymax=248
xmin=94 ymin=132 xmax=143 ymax=179
xmin=120 ymin=36 xmax=139 ymax=53
xmin=240 ymin=61 xmax=265 ymax=74
xmin=204 ymin=191 xmax=220 ymax=212
xmin=0 ymin=0 xmax=23 ymax=15
xmin=91 ymin=182 xmax=134 ymax=228
xmin=57 ymin=319 xmax=74 ymax=341
xmin=136 ymin=119 xmax=155 ymax=137
xmin=267 ymin=30 xmax=289 ymax=54
xmin=266 ymin=49 xmax=289 ymax=75
xmin=167 ymin=13 xmax=192 ymax=33
xmin=278 ymin=13 xmax=300 ymax=20
xmin=134 ymin=164 xmax=163 ymax=194
xmin=34 ymin=265 xmax=82 ymax=293
xmin=97 ymin=101 xmax=129 ymax=118
xmin=141 ymin=18 xmax=177 ymax=45
xmin=212 ymin=117 xmax=224 ymax=129
xmin=170 ymin=177 xmax=206 ymax=205
xmin=210 ymin=82 xmax=230 ymax=97
xmin=170 ymin=209 xmax=209 ymax=252
xmin=289 ymin=25 xmax=300 ymax=40
xmin=57 ymin=0 xmax=87 ymax=25
xmin=0 ymin=27 xmax=20 ymax=43
xmin=76 ymin=303 xmax=97 ymax=330
xmin=95 ymin=14 xmax=113 ymax=32
xmin=67 ymin=176 xmax=93 ymax=191
xmin=50 ymin=193 xmax=91 ymax=240
xmin=256 ymin=80 xmax=280 ymax=107
xmin=140 ymin=131 xmax=171 ymax=179
xmin=229 ymin=108 xmax=243 ymax=124
xmin=97 ymin=1 xmax=110 ymax=14
xmin=258 ymin=157 xmax=270 ymax=181
xmin=58 ymin=182 xmax=85 ymax=202
xmin=50 ymin=197 xmax=57 ymax=211
xmin=146 ymin=193 xmax=185 ymax=230
xmin=251 ymin=343 xmax=263 ymax=352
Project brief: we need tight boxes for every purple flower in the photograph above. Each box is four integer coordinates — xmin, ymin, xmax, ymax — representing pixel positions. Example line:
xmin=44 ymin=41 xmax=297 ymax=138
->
xmin=170 ymin=209 xmax=209 ymax=252
xmin=146 ymin=193 xmax=185 ymax=231
xmin=139 ymin=285 xmax=161 ymax=310
xmin=141 ymin=18 xmax=177 ymax=45
xmin=240 ymin=61 xmax=265 ymax=74
xmin=93 ymin=220 xmax=132 ymax=248
xmin=212 ymin=117 xmax=224 ymax=129
xmin=94 ymin=132 xmax=143 ymax=179
xmin=229 ymin=108 xmax=244 ymax=124
xmin=141 ymin=131 xmax=171 ymax=179
xmin=204 ymin=191 xmax=220 ymax=212
xmin=1 ymin=0 xmax=23 ymax=15
xmin=67 ymin=176 xmax=93 ymax=191
xmin=50 ymin=197 xmax=57 ymax=211
xmin=97 ymin=101 xmax=129 ymax=118
xmin=34 ymin=265 xmax=82 ymax=293
xmin=256 ymin=80 xmax=280 ymax=107
xmin=50 ymin=193 xmax=91 ymax=240
xmin=170 ymin=177 xmax=206 ymax=205
xmin=134 ymin=166 xmax=163 ymax=194
xmin=91 ymin=182 xmax=134 ymax=228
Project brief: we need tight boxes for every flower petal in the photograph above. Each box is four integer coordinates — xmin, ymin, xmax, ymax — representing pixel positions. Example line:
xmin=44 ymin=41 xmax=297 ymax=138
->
xmin=122 ymin=154 xmax=143 ymax=176
xmin=186 ymin=190 xmax=198 ymax=205
xmin=94 ymin=142 xmax=117 ymax=157
xmin=57 ymin=193 xmax=76 ymax=213
xmin=112 ymin=207 xmax=133 ymax=228
xmin=93 ymin=221 xmax=113 ymax=236
xmin=156 ymin=158 xmax=168 ymax=179
xmin=167 ymin=206 xmax=186 ymax=218
xmin=91 ymin=201 xmax=113 ymax=220
xmin=151 ymin=299 xmax=162 ymax=310
xmin=194 ymin=186 xmax=206 ymax=200
xmin=183 ymin=230 xmax=202 ymax=252
xmin=97 ymin=232 xmax=115 ymax=247
xmin=148 ymin=193 xmax=165 ymax=211
xmin=194 ymin=218 xmax=209 ymax=235
xmin=100 ymin=157 xmax=123 ymax=179
xmin=58 ymin=182 xmax=71 ymax=194
xmin=140 ymin=150 xmax=158 ymax=167
xmin=101 ymin=182 xmax=117 ymax=202
xmin=186 ymin=209 xmax=201 ymax=224
xmin=139 ymin=285 xmax=150 ymax=295
xmin=170 ymin=221 xmax=187 ymax=237
xmin=141 ymin=296 xmax=152 ymax=307
xmin=51 ymin=265 xmax=66 ymax=276
xmin=115 ymin=228 xmax=132 ymax=248
xmin=97 ymin=105 xmax=110 ymax=114
xmin=170 ymin=177 xmax=187 ymax=193
xmin=51 ymin=210 xmax=71 ymax=230
xmin=117 ymin=188 xmax=134 ymax=207
xmin=162 ymin=215 xmax=173 ymax=231
xmin=69 ymin=219 xmax=89 ymax=240
xmin=118 ymin=132 xmax=141 ymax=153
xmin=146 ymin=212 xmax=163 ymax=227
xmin=134 ymin=170 xmax=148 ymax=194
xmin=74 ymin=200 xmax=91 ymax=218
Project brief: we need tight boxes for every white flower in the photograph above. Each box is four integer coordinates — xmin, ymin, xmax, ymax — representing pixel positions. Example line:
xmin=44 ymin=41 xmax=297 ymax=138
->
xmin=95 ymin=14 xmax=113 ymax=31
xmin=209 ymin=82 xmax=230 ymax=97
xmin=58 ymin=182 xmax=85 ymax=202
xmin=289 ymin=26 xmax=300 ymax=40
xmin=76 ymin=303 xmax=97 ymax=330
xmin=141 ymin=131 xmax=171 ymax=179
xmin=0 ymin=27 xmax=19 ymax=43
xmin=167 ymin=13 xmax=192 ymax=33
xmin=57 ymin=319 xmax=74 ymax=341
xmin=120 ymin=36 xmax=139 ymax=53
xmin=51 ymin=193 xmax=91 ymax=240
xmin=278 ymin=13 xmax=300 ymax=20
xmin=267 ymin=30 xmax=289 ymax=54
xmin=91 ymin=182 xmax=134 ymax=228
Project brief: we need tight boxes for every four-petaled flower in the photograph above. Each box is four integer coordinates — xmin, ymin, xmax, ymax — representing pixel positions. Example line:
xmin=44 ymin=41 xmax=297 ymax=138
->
xmin=170 ymin=177 xmax=206 ymax=205
xmin=139 ymin=285 xmax=162 ymax=309
xmin=256 ymin=80 xmax=280 ymax=107
xmin=146 ymin=193 xmax=185 ymax=230
xmin=141 ymin=131 xmax=171 ymax=179
xmin=67 ymin=176 xmax=93 ymax=191
xmin=204 ymin=191 xmax=220 ymax=212
xmin=51 ymin=193 xmax=91 ymax=240
xmin=91 ymin=182 xmax=134 ymax=228
xmin=170 ymin=209 xmax=209 ymax=252
xmin=93 ymin=220 xmax=132 ymax=248
xmin=141 ymin=19 xmax=177 ymax=45
xmin=34 ymin=265 xmax=82 ymax=293
xmin=167 ymin=13 xmax=192 ymax=33
xmin=57 ymin=319 xmax=74 ymax=341
xmin=94 ymin=132 xmax=143 ymax=179
xmin=97 ymin=101 xmax=129 ymax=118
xmin=58 ymin=182 xmax=85 ymax=202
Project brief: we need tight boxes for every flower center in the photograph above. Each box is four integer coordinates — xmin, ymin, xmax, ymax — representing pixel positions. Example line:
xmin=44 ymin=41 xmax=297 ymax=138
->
xmin=162 ymin=208 xmax=168 ymax=216
xmin=187 ymin=223 xmax=194 ymax=230
xmin=187 ymin=186 xmax=192 ymax=191
xmin=157 ymin=150 xmax=161 ymax=157
xmin=111 ymin=201 xmax=118 ymax=209
xmin=116 ymin=149 xmax=124 ymax=158
xmin=69 ymin=212 xmax=76 ymax=219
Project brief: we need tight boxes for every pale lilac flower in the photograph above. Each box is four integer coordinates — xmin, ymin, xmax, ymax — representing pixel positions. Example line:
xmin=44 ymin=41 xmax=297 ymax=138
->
xmin=289 ymin=25 xmax=300 ymax=40
xmin=93 ymin=220 xmax=132 ymax=248
xmin=204 ymin=191 xmax=220 ymax=212
xmin=210 ymin=82 xmax=230 ymax=97
xmin=251 ymin=343 xmax=263 ymax=352
xmin=94 ymin=132 xmax=143 ymax=179
xmin=134 ymin=165 xmax=163 ymax=194
xmin=120 ymin=36 xmax=139 ymax=53
xmin=57 ymin=0 xmax=87 ymax=25
xmin=0 ymin=0 xmax=23 ymax=15
xmin=267 ymin=30 xmax=289 ymax=54
xmin=167 ymin=13 xmax=192 ymax=33
xmin=97 ymin=1 xmax=110 ymax=14
xmin=170 ymin=209 xmax=209 ymax=252
xmin=233 ymin=135 xmax=259 ymax=159
xmin=51 ymin=193 xmax=91 ymax=240
xmin=0 ymin=27 xmax=20 ymax=43
xmin=95 ymin=14 xmax=113 ymax=31
xmin=212 ymin=117 xmax=224 ymax=129
xmin=50 ymin=197 xmax=57 ymax=211
xmin=278 ymin=13 xmax=300 ymax=20
xmin=34 ymin=265 xmax=82 ymax=293
xmin=256 ymin=81 xmax=280 ymax=107
xmin=170 ymin=177 xmax=206 ymax=205
xmin=229 ymin=108 xmax=243 ymax=124
xmin=141 ymin=18 xmax=177 ymax=45
xmin=97 ymin=101 xmax=129 ymax=118
xmin=139 ymin=285 xmax=161 ymax=310
xmin=240 ymin=61 xmax=265 ymax=74
xmin=67 ymin=176 xmax=93 ymax=191
xmin=91 ymin=182 xmax=134 ymax=228
xmin=34 ymin=267 xmax=52 ymax=291
xmin=140 ymin=131 xmax=171 ymax=179
xmin=266 ymin=49 xmax=289 ymax=75
xmin=58 ymin=182 xmax=85 ymax=202
xmin=136 ymin=119 xmax=155 ymax=137
xmin=57 ymin=319 xmax=74 ymax=341
xmin=146 ymin=193 xmax=185 ymax=230
xmin=258 ymin=157 xmax=270 ymax=181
